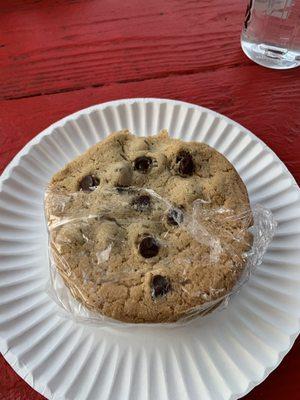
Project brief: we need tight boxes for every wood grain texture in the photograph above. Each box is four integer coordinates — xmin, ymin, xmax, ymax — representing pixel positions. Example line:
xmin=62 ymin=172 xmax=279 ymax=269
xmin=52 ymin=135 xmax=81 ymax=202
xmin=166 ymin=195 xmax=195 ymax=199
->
xmin=0 ymin=0 xmax=300 ymax=399
xmin=0 ymin=0 xmax=252 ymax=100
xmin=0 ymin=357 xmax=45 ymax=400
xmin=1 ymin=64 xmax=299 ymax=181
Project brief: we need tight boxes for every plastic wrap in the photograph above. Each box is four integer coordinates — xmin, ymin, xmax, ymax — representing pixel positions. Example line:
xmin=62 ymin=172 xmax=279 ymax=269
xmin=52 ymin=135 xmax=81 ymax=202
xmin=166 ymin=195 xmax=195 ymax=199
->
xmin=45 ymin=186 xmax=276 ymax=326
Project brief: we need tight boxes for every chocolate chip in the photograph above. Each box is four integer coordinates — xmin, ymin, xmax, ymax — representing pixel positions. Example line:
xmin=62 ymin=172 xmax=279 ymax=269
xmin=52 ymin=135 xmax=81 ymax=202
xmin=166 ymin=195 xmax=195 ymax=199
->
xmin=133 ymin=156 xmax=152 ymax=173
xmin=139 ymin=236 xmax=159 ymax=258
xmin=79 ymin=175 xmax=99 ymax=192
xmin=132 ymin=195 xmax=151 ymax=211
xmin=116 ymin=186 xmax=132 ymax=194
xmin=152 ymin=275 xmax=171 ymax=298
xmin=116 ymin=186 xmax=127 ymax=193
xmin=167 ymin=207 xmax=184 ymax=226
xmin=176 ymin=151 xmax=195 ymax=176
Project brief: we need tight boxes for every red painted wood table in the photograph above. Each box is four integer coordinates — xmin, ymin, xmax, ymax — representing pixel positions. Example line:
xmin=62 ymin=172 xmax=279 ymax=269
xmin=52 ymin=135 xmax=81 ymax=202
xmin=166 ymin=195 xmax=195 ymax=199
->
xmin=0 ymin=0 xmax=299 ymax=399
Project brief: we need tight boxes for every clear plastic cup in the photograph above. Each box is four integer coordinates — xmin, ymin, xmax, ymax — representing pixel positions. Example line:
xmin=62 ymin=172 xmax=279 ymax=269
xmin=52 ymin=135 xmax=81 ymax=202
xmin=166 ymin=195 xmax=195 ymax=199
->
xmin=241 ymin=0 xmax=300 ymax=69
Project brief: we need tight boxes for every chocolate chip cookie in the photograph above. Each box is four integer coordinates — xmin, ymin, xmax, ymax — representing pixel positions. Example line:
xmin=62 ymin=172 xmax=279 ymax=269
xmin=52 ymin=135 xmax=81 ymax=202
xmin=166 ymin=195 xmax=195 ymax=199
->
xmin=45 ymin=130 xmax=252 ymax=323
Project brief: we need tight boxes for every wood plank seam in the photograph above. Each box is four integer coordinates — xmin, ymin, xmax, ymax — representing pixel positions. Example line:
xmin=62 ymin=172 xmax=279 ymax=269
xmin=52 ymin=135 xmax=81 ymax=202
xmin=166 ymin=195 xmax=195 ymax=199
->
xmin=2 ymin=61 xmax=255 ymax=101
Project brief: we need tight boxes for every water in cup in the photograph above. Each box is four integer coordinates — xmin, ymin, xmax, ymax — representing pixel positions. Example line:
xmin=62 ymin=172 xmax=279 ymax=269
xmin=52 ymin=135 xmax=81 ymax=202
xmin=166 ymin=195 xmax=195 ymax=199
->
xmin=241 ymin=0 xmax=300 ymax=69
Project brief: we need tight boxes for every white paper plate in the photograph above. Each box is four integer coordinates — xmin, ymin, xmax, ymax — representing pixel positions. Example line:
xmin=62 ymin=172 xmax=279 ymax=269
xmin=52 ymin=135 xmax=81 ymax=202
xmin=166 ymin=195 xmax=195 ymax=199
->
xmin=1 ymin=98 xmax=300 ymax=400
